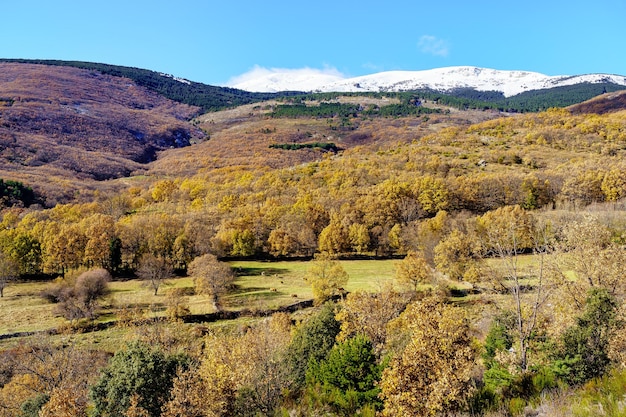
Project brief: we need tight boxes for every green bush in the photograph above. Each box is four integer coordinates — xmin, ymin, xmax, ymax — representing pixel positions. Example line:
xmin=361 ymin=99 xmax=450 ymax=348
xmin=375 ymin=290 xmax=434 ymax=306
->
xmin=270 ymin=142 xmax=338 ymax=152
xmin=570 ymin=368 xmax=626 ymax=417
xmin=284 ymin=302 xmax=341 ymax=390
xmin=305 ymin=335 xmax=384 ymax=415
xmin=508 ymin=397 xmax=526 ymax=416
xmin=554 ymin=288 xmax=617 ymax=386
xmin=19 ymin=394 xmax=49 ymax=417
xmin=89 ymin=342 xmax=188 ymax=417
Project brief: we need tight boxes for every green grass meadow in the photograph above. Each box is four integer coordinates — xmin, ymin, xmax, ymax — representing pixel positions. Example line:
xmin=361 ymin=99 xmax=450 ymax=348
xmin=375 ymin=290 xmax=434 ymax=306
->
xmin=0 ymin=259 xmax=399 ymax=339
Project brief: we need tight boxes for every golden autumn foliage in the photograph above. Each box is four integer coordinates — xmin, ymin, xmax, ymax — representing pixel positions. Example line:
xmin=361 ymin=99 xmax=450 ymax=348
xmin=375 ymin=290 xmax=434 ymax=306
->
xmin=2 ymin=103 xmax=625 ymax=269
xmin=395 ymin=250 xmax=434 ymax=292
xmin=1 ymin=78 xmax=626 ymax=416
xmin=335 ymin=284 xmax=409 ymax=355
xmin=305 ymin=253 xmax=349 ymax=305
xmin=380 ymin=297 xmax=477 ymax=416
xmin=551 ymin=214 xmax=626 ymax=310
xmin=161 ymin=314 xmax=292 ymax=417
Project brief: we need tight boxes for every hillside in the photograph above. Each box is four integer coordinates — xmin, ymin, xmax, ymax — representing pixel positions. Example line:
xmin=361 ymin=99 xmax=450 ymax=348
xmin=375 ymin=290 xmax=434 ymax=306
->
xmin=0 ymin=59 xmax=299 ymax=112
xmin=568 ymin=89 xmax=626 ymax=114
xmin=0 ymin=63 xmax=204 ymax=204
xmin=1 ymin=59 xmax=624 ymax=206
xmin=0 ymin=61 xmax=515 ymax=203
xmin=148 ymin=96 xmax=500 ymax=178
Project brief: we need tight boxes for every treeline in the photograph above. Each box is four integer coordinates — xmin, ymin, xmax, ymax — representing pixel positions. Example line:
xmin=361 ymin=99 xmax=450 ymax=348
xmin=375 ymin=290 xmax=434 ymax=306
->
xmin=498 ymin=82 xmax=626 ymax=112
xmin=412 ymin=83 xmax=626 ymax=112
xmin=270 ymin=102 xmax=361 ymax=118
xmin=362 ymin=102 xmax=440 ymax=117
xmin=279 ymin=84 xmax=626 ymax=113
xmin=270 ymin=98 xmax=441 ymax=119
xmin=0 ymin=59 xmax=298 ymax=113
xmin=269 ymin=142 xmax=338 ymax=152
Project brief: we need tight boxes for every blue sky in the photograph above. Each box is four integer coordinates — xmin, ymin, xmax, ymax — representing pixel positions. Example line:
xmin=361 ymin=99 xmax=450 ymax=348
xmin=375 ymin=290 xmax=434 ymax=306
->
xmin=2 ymin=0 xmax=625 ymax=86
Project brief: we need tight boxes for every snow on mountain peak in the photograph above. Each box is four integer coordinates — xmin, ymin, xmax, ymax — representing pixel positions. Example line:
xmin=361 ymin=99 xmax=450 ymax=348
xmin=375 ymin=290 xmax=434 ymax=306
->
xmin=225 ymin=66 xmax=345 ymax=93
xmin=226 ymin=66 xmax=626 ymax=97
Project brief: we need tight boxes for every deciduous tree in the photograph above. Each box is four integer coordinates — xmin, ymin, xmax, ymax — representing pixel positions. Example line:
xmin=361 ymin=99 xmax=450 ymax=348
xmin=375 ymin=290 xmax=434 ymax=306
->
xmin=380 ymin=297 xmax=476 ymax=416
xmin=56 ymin=268 xmax=111 ymax=320
xmin=0 ymin=250 xmax=18 ymax=297
xmin=335 ymin=284 xmax=409 ymax=355
xmin=82 ymin=213 xmax=117 ymax=269
xmin=477 ymin=206 xmax=551 ymax=371
xmin=395 ymin=251 xmax=433 ymax=293
xmin=188 ymin=253 xmax=234 ymax=312
xmin=318 ymin=214 xmax=349 ymax=255
xmin=348 ymin=223 xmax=370 ymax=254
xmin=137 ymin=253 xmax=173 ymax=296
xmin=305 ymin=253 xmax=349 ymax=305
xmin=551 ymin=215 xmax=626 ymax=309
xmin=434 ymin=229 xmax=480 ymax=281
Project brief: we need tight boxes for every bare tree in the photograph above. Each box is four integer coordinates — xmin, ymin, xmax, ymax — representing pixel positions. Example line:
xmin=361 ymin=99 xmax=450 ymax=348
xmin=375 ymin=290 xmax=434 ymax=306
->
xmin=137 ymin=254 xmax=173 ymax=296
xmin=477 ymin=205 xmax=552 ymax=371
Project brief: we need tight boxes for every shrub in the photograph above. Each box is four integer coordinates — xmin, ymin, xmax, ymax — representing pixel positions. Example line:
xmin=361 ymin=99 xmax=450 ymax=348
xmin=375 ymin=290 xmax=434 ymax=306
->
xmin=285 ymin=302 xmax=342 ymax=390
xmin=554 ymin=288 xmax=618 ymax=386
xmin=89 ymin=342 xmax=187 ymax=417
xmin=305 ymin=335 xmax=384 ymax=415
xmin=41 ymin=269 xmax=111 ymax=320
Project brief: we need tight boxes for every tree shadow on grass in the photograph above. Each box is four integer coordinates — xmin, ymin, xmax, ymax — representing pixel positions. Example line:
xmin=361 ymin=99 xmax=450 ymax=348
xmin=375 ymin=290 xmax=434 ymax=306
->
xmin=226 ymin=287 xmax=286 ymax=309
xmin=230 ymin=285 xmax=267 ymax=295
xmin=233 ymin=267 xmax=290 ymax=277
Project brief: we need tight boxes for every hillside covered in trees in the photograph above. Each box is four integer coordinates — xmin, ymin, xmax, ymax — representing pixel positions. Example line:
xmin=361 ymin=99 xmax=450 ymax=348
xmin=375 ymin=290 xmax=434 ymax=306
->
xmin=0 ymin=61 xmax=626 ymax=416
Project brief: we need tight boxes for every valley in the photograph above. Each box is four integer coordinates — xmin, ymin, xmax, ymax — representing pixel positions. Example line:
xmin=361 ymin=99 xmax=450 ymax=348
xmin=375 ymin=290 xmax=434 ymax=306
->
xmin=0 ymin=61 xmax=625 ymax=416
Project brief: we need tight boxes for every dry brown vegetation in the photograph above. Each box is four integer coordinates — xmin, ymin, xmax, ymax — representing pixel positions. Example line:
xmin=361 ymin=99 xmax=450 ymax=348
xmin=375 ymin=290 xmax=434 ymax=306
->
xmin=0 ymin=63 xmax=203 ymax=204
xmin=569 ymin=89 xmax=626 ymax=115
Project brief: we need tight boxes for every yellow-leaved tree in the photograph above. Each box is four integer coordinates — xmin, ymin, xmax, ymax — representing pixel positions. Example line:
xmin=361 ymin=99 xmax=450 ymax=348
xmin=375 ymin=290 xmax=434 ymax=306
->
xmin=304 ymin=253 xmax=349 ymax=305
xmin=380 ymin=297 xmax=476 ymax=416
xmin=395 ymin=250 xmax=433 ymax=293
xmin=335 ymin=283 xmax=409 ymax=356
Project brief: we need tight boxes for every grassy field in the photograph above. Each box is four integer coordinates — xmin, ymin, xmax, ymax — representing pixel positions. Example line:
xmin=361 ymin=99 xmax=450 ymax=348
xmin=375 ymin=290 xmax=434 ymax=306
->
xmin=228 ymin=259 xmax=397 ymax=309
xmin=0 ymin=259 xmax=398 ymax=338
xmin=0 ymin=281 xmax=65 ymax=334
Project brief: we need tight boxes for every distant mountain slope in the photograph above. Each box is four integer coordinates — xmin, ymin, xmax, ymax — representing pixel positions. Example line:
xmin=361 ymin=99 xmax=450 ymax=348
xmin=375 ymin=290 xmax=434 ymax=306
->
xmin=568 ymin=90 xmax=626 ymax=115
xmin=0 ymin=62 xmax=204 ymax=204
xmin=229 ymin=66 xmax=626 ymax=97
xmin=0 ymin=59 xmax=295 ymax=112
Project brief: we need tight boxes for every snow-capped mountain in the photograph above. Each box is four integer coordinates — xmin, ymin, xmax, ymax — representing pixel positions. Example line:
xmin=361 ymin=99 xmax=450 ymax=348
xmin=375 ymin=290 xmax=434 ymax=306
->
xmin=228 ymin=66 xmax=626 ymax=97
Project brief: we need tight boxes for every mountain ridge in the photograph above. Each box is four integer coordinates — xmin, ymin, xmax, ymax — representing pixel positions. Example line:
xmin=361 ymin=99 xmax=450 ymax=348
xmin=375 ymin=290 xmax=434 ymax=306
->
xmin=0 ymin=58 xmax=295 ymax=112
xmin=228 ymin=66 xmax=626 ymax=97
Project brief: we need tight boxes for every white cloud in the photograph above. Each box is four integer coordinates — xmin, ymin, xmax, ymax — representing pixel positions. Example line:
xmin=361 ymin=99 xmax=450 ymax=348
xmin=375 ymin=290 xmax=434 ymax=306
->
xmin=225 ymin=65 xmax=346 ymax=91
xmin=418 ymin=35 xmax=450 ymax=57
